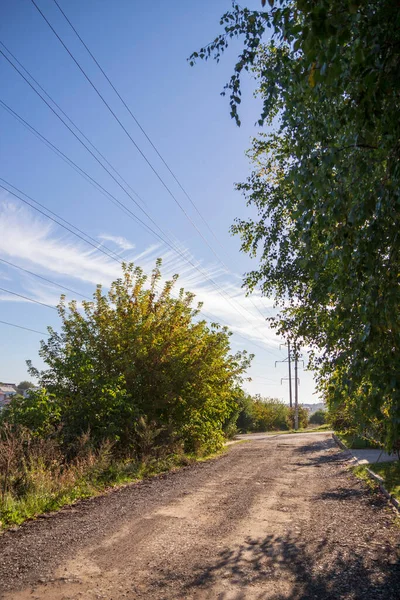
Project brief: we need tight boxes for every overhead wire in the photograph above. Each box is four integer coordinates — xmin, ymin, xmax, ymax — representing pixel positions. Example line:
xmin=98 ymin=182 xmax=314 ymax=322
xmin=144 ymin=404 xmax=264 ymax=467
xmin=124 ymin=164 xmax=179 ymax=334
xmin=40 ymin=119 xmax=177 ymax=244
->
xmin=0 ymin=32 xmax=275 ymax=342
xmin=0 ymin=54 xmax=271 ymax=345
xmin=0 ymin=257 xmax=92 ymax=300
xmin=29 ymin=0 xmax=278 ymax=330
xmin=0 ymin=180 xmax=122 ymax=264
xmin=18 ymin=8 xmax=276 ymax=338
xmin=51 ymin=0 xmax=221 ymax=248
xmin=0 ymin=178 xmax=280 ymax=357
xmin=30 ymin=0 xmax=227 ymax=267
xmin=0 ymin=285 xmax=58 ymax=310
xmin=0 ymin=98 xmax=150 ymax=239
xmin=0 ymin=319 xmax=47 ymax=335
xmin=0 ymin=244 xmax=278 ymax=360
xmin=0 ymin=41 xmax=147 ymax=209
xmin=47 ymin=0 xmax=277 ymax=324
xmin=0 ymin=47 xmax=170 ymax=242
xmin=0 ymin=50 xmax=224 ymax=309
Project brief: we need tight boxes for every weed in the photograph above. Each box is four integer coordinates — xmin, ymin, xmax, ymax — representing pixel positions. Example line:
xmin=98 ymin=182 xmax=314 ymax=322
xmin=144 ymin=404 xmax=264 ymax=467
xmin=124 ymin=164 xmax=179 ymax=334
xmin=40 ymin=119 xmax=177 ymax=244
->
xmin=0 ymin=428 xmax=223 ymax=529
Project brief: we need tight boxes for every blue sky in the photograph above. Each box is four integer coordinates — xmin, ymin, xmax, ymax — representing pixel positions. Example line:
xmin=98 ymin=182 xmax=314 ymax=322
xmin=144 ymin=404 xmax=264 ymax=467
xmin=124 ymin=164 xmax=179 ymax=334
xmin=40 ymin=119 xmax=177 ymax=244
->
xmin=0 ymin=0 xmax=319 ymax=403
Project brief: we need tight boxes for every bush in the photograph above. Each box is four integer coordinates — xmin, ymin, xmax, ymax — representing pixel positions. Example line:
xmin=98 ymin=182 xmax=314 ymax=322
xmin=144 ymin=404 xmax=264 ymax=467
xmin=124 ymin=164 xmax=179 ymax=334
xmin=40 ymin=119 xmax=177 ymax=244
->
xmin=236 ymin=394 xmax=256 ymax=432
xmin=236 ymin=395 xmax=289 ymax=433
xmin=253 ymin=397 xmax=289 ymax=431
xmin=0 ymin=424 xmax=191 ymax=527
xmin=1 ymin=389 xmax=60 ymax=438
xmin=309 ymin=409 xmax=327 ymax=425
xmin=286 ymin=406 xmax=309 ymax=430
xmin=22 ymin=262 xmax=251 ymax=457
xmin=0 ymin=264 xmax=256 ymax=525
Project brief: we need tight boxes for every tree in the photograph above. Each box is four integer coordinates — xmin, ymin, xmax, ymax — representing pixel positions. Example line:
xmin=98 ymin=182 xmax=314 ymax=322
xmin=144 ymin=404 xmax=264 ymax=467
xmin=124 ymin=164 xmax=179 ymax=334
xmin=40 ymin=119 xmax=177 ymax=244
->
xmin=26 ymin=262 xmax=252 ymax=455
xmin=309 ymin=409 xmax=326 ymax=426
xmin=191 ymin=1 xmax=400 ymax=451
xmin=236 ymin=395 xmax=290 ymax=432
xmin=1 ymin=389 xmax=60 ymax=438
xmin=236 ymin=391 xmax=257 ymax=432
xmin=252 ymin=396 xmax=289 ymax=431
xmin=17 ymin=381 xmax=34 ymax=391
xmin=286 ymin=406 xmax=309 ymax=430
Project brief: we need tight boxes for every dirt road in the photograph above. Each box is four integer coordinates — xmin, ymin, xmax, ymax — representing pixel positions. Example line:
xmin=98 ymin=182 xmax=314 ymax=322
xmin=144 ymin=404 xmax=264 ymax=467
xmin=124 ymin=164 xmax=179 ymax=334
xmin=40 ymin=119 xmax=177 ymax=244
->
xmin=1 ymin=433 xmax=399 ymax=599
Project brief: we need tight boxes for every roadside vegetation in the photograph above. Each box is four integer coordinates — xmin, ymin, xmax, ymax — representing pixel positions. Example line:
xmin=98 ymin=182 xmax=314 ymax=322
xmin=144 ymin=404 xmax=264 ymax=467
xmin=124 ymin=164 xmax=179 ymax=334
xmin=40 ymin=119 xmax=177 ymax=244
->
xmin=4 ymin=0 xmax=399 ymax=526
xmin=309 ymin=410 xmax=327 ymax=426
xmin=0 ymin=281 xmax=321 ymax=529
xmin=191 ymin=0 xmax=400 ymax=455
xmin=363 ymin=463 xmax=400 ymax=504
xmin=236 ymin=394 xmax=309 ymax=433
xmin=336 ymin=432 xmax=380 ymax=450
xmin=0 ymin=262 xmax=251 ymax=527
xmin=0 ymin=422 xmax=196 ymax=527
xmin=353 ymin=463 xmax=400 ymax=507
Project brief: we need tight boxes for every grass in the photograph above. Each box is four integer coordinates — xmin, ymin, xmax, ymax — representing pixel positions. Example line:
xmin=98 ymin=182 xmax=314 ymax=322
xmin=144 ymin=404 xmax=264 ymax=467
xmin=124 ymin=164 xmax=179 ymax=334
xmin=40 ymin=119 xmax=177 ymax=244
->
xmin=352 ymin=465 xmax=378 ymax=491
xmin=365 ymin=461 xmax=400 ymax=503
xmin=290 ymin=424 xmax=331 ymax=433
xmin=0 ymin=448 xmax=225 ymax=530
xmin=336 ymin=431 xmax=381 ymax=449
xmin=253 ymin=424 xmax=331 ymax=435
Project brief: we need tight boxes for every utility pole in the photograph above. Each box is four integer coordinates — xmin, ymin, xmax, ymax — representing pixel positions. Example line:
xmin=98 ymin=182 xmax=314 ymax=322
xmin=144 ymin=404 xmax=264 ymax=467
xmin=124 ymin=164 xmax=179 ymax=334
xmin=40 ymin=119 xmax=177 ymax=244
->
xmin=276 ymin=340 xmax=293 ymax=408
xmin=287 ymin=339 xmax=293 ymax=409
xmin=294 ymin=341 xmax=299 ymax=430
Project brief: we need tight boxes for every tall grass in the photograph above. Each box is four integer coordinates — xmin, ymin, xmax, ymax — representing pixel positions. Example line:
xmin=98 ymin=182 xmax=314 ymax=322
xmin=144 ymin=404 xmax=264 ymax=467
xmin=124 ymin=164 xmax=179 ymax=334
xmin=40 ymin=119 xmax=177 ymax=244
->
xmin=0 ymin=424 xmax=192 ymax=528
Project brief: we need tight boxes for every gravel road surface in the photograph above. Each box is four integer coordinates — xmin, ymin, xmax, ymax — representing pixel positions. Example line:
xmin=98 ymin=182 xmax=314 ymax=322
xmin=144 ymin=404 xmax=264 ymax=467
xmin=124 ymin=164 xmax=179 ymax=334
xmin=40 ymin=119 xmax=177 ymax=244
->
xmin=1 ymin=432 xmax=399 ymax=599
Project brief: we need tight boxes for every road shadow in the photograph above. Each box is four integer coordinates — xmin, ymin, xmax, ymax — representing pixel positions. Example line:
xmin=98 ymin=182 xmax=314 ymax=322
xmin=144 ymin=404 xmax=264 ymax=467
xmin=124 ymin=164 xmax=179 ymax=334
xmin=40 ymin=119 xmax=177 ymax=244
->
xmin=292 ymin=439 xmax=351 ymax=467
xmin=174 ymin=531 xmax=400 ymax=599
xmin=294 ymin=438 xmax=337 ymax=454
xmin=318 ymin=488 xmax=366 ymax=501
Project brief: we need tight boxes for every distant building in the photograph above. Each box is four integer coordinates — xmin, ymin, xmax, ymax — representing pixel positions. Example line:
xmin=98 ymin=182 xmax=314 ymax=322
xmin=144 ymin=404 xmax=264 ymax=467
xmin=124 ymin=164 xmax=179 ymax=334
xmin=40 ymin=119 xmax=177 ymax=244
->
xmin=300 ymin=402 xmax=326 ymax=414
xmin=0 ymin=384 xmax=17 ymax=408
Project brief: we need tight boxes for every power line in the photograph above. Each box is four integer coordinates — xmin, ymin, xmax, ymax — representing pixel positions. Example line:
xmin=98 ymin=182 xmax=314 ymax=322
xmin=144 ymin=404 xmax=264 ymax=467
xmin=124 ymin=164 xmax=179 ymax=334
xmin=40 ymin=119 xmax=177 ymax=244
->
xmin=0 ymin=180 xmax=122 ymax=264
xmin=49 ymin=0 xmax=278 ymax=325
xmin=0 ymin=47 xmax=167 ymax=241
xmin=30 ymin=0 xmax=226 ymax=268
xmin=51 ymin=0 xmax=222 ymax=249
xmin=0 ymin=59 xmax=192 ymax=267
xmin=0 ymin=179 xmax=278 ymax=357
xmin=0 ymin=51 xmax=224 ymax=312
xmin=0 ymin=181 xmax=231 ymax=331
xmin=214 ymin=325 xmax=280 ymax=357
xmin=0 ymin=319 xmax=47 ymax=335
xmin=0 ymin=97 xmax=148 ymax=241
xmin=0 ymin=43 xmax=192 ymax=261
xmin=0 ymin=285 xmax=58 ymax=310
xmin=0 ymin=41 xmax=147 ymax=210
xmin=0 ymin=56 xmax=273 ymax=345
xmin=0 ymin=257 xmax=92 ymax=300
xmin=0 ymin=46 xmax=272 ymax=338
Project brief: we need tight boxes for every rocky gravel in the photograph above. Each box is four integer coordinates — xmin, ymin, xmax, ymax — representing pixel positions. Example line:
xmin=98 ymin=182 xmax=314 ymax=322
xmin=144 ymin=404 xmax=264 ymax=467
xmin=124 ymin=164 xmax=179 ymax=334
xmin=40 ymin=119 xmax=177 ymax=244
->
xmin=1 ymin=433 xmax=399 ymax=599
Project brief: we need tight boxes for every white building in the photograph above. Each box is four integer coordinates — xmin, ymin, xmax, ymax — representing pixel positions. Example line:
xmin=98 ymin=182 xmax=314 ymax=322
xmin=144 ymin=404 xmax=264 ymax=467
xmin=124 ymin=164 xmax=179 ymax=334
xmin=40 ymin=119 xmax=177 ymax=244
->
xmin=0 ymin=384 xmax=17 ymax=408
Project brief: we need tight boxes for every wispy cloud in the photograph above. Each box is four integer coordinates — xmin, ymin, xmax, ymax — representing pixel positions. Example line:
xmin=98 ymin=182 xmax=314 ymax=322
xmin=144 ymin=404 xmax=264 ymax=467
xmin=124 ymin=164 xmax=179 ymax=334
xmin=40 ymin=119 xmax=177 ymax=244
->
xmin=98 ymin=234 xmax=135 ymax=251
xmin=0 ymin=200 xmax=280 ymax=351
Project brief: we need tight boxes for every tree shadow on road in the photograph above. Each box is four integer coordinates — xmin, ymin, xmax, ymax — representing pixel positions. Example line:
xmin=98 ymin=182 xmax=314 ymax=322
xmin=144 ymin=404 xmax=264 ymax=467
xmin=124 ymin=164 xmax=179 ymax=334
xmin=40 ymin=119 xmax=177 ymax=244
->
xmin=318 ymin=488 xmax=366 ymax=501
xmin=176 ymin=531 xmax=400 ymax=600
xmin=294 ymin=438 xmax=338 ymax=455
xmin=292 ymin=439 xmax=351 ymax=467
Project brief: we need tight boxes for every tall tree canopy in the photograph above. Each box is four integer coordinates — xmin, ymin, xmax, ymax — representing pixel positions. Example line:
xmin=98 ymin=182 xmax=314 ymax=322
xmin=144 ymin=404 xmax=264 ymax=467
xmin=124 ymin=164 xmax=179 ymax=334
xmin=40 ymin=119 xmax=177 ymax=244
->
xmin=25 ymin=262 xmax=251 ymax=454
xmin=191 ymin=1 xmax=400 ymax=450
